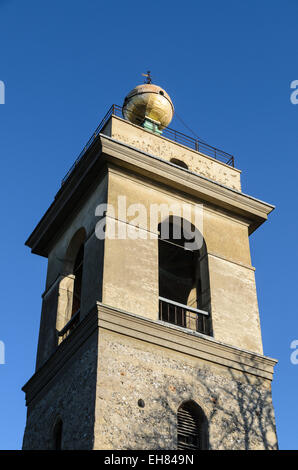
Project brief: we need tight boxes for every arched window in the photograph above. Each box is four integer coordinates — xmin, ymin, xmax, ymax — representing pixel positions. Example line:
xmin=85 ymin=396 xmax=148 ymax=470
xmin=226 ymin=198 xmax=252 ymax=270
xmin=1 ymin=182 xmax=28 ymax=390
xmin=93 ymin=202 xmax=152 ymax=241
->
xmin=53 ymin=418 xmax=63 ymax=450
xmin=158 ymin=217 xmax=211 ymax=335
xmin=177 ymin=401 xmax=208 ymax=450
xmin=71 ymin=243 xmax=84 ymax=317
xmin=57 ymin=228 xmax=86 ymax=340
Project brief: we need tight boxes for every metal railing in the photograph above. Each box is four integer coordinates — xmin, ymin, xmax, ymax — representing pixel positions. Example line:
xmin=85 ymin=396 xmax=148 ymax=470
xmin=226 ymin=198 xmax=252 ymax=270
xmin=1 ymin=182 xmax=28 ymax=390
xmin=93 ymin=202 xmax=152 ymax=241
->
xmin=61 ymin=104 xmax=235 ymax=186
xmin=61 ymin=105 xmax=116 ymax=185
xmin=58 ymin=309 xmax=80 ymax=341
xmin=159 ymin=296 xmax=210 ymax=335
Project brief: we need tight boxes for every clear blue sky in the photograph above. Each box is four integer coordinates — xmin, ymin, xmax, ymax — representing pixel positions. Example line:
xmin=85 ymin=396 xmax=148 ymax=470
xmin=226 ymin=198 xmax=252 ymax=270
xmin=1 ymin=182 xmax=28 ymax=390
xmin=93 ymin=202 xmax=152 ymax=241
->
xmin=0 ymin=0 xmax=297 ymax=450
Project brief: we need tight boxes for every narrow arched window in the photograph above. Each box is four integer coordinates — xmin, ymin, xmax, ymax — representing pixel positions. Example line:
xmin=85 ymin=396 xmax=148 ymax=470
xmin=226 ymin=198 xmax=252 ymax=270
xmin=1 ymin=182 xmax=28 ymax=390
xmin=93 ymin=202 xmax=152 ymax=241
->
xmin=53 ymin=418 xmax=63 ymax=450
xmin=57 ymin=229 xmax=86 ymax=341
xmin=158 ymin=217 xmax=211 ymax=335
xmin=71 ymin=243 xmax=84 ymax=317
xmin=177 ymin=401 xmax=208 ymax=450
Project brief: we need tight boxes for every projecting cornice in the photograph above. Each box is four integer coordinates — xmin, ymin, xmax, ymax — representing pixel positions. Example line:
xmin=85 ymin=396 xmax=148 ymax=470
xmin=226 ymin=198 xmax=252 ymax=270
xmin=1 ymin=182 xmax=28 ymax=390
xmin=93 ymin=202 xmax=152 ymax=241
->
xmin=25 ymin=134 xmax=274 ymax=256
xmin=101 ymin=135 xmax=274 ymax=230
xmin=22 ymin=302 xmax=277 ymax=406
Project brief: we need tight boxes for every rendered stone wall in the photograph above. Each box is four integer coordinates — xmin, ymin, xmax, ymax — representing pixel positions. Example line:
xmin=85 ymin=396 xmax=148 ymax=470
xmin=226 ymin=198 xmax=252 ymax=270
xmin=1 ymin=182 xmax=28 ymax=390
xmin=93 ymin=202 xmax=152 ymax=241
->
xmin=35 ymin=143 xmax=261 ymax=367
xmin=45 ymin=175 xmax=107 ymax=290
xmin=103 ymin=168 xmax=262 ymax=353
xmin=209 ymin=256 xmax=263 ymax=354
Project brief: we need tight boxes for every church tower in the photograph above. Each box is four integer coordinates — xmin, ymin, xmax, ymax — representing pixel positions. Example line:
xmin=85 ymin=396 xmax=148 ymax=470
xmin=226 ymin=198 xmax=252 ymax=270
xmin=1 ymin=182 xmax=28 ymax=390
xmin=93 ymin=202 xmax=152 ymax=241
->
xmin=22 ymin=79 xmax=278 ymax=450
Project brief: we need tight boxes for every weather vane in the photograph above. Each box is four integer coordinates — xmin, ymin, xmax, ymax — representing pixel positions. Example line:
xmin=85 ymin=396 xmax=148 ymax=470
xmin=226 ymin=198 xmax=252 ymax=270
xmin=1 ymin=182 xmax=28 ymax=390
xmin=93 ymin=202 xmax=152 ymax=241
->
xmin=142 ymin=70 xmax=152 ymax=84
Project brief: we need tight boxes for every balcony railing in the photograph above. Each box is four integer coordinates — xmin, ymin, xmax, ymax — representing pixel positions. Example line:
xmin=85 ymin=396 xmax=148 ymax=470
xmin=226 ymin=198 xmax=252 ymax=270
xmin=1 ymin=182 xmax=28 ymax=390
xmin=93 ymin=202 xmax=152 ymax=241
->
xmin=61 ymin=104 xmax=235 ymax=187
xmin=58 ymin=309 xmax=80 ymax=341
xmin=159 ymin=296 xmax=210 ymax=335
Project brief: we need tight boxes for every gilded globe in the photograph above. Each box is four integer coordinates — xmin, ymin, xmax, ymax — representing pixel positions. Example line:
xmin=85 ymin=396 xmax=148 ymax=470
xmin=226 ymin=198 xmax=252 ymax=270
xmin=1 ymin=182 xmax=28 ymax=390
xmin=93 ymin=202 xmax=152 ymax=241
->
xmin=122 ymin=83 xmax=174 ymax=130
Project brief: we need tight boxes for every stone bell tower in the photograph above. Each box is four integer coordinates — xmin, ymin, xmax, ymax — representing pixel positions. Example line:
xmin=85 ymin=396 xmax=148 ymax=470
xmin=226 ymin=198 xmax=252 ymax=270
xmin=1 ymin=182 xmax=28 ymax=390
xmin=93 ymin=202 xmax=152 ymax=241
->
xmin=22 ymin=79 xmax=278 ymax=450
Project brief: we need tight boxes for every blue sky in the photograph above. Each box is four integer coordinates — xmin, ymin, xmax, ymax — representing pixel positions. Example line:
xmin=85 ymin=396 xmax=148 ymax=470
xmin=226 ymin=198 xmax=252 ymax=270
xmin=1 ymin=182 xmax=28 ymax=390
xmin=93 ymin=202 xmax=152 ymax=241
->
xmin=0 ymin=0 xmax=297 ymax=450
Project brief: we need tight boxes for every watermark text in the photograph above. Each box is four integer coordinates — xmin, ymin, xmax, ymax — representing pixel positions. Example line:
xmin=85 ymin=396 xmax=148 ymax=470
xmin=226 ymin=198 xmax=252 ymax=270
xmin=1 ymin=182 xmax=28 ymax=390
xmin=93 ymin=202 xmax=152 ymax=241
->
xmin=0 ymin=341 xmax=5 ymax=364
xmin=0 ymin=81 xmax=5 ymax=104
xmin=95 ymin=197 xmax=204 ymax=250
xmin=290 ymin=80 xmax=298 ymax=104
xmin=290 ymin=340 xmax=298 ymax=364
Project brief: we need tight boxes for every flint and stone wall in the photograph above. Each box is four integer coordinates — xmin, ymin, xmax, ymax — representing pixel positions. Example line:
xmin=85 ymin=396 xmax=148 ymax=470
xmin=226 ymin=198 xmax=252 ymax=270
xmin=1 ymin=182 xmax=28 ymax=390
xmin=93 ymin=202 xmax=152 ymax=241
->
xmin=23 ymin=333 xmax=98 ymax=450
xmin=23 ymin=307 xmax=278 ymax=450
xmin=94 ymin=327 xmax=277 ymax=450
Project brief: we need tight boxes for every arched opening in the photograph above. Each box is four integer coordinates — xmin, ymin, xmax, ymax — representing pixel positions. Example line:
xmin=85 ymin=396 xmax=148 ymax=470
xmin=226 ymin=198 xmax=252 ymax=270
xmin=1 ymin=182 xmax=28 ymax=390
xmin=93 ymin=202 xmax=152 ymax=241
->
xmin=53 ymin=418 xmax=63 ymax=450
xmin=64 ymin=227 xmax=86 ymax=275
xmin=57 ymin=228 xmax=86 ymax=340
xmin=170 ymin=158 xmax=189 ymax=170
xmin=158 ymin=217 xmax=211 ymax=335
xmin=71 ymin=243 xmax=84 ymax=317
xmin=177 ymin=401 xmax=208 ymax=450
xmin=64 ymin=227 xmax=87 ymax=321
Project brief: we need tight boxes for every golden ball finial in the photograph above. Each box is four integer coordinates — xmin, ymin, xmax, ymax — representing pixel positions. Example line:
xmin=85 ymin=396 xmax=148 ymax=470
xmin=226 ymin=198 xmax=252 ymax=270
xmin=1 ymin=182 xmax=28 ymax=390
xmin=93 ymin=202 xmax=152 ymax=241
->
xmin=122 ymin=82 xmax=174 ymax=131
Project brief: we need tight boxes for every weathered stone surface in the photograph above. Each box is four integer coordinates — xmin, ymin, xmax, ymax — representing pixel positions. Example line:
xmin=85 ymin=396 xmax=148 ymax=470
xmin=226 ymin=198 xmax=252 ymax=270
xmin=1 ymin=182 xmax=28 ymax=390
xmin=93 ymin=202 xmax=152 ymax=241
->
xmin=94 ymin=329 xmax=277 ymax=450
xmin=22 ymin=334 xmax=98 ymax=450
xmin=104 ymin=167 xmax=261 ymax=352
xmin=209 ymin=255 xmax=263 ymax=353
xmin=103 ymin=116 xmax=242 ymax=191
xmin=22 ymin=310 xmax=278 ymax=450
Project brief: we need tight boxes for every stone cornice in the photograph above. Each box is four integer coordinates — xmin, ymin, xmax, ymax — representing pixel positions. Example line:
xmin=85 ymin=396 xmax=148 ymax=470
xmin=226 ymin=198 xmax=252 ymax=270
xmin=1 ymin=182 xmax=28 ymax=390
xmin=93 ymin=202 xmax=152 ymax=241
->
xmin=208 ymin=251 xmax=256 ymax=272
xmin=25 ymin=134 xmax=274 ymax=256
xmin=97 ymin=303 xmax=277 ymax=381
xmin=101 ymin=136 xmax=274 ymax=234
xmin=23 ymin=303 xmax=277 ymax=407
